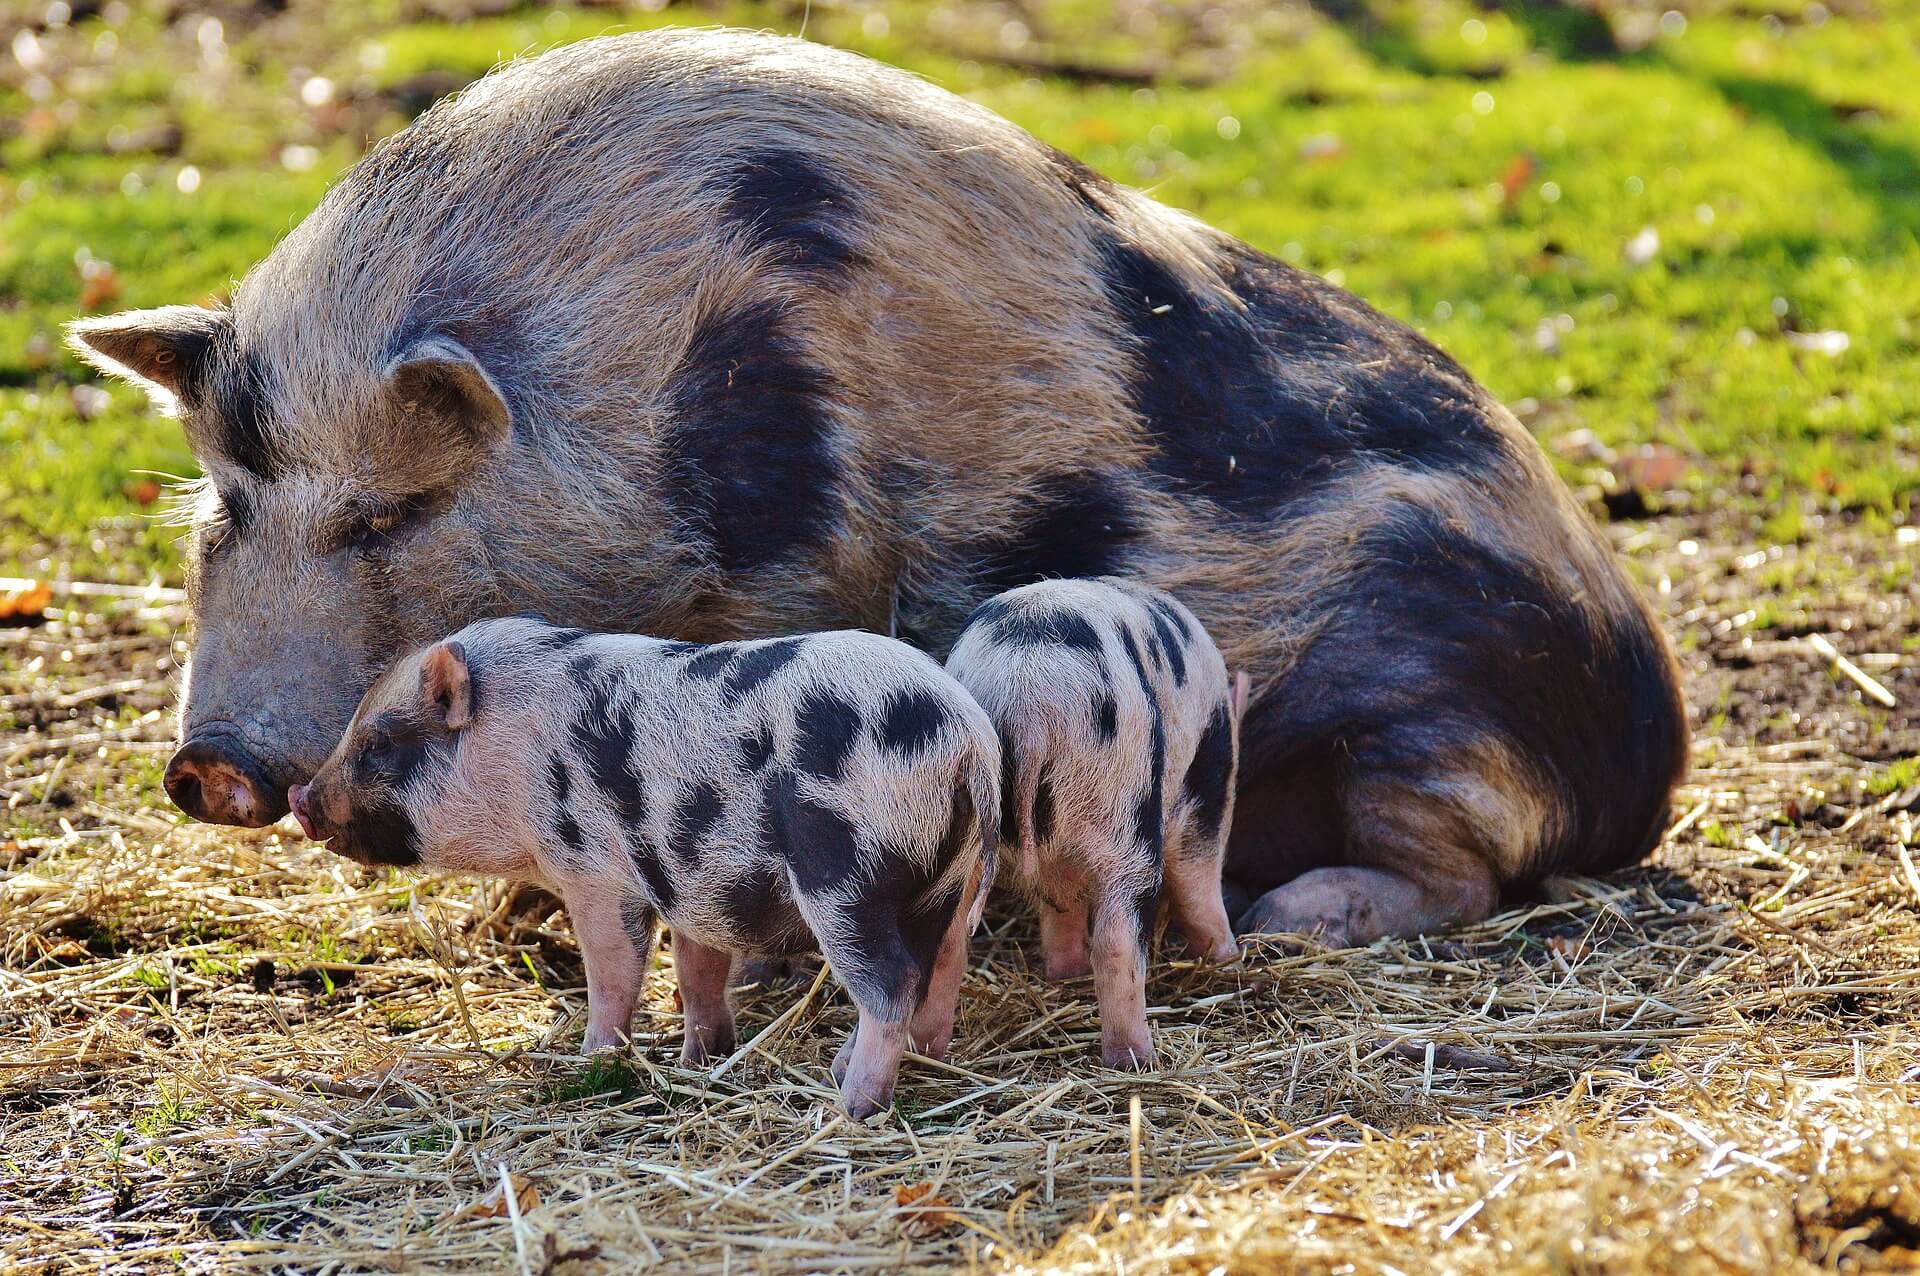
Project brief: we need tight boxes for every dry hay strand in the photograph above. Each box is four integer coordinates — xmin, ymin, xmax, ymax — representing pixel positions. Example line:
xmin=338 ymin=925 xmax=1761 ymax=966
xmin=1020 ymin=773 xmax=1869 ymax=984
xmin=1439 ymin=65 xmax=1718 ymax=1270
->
xmin=4 ymin=588 xmax=1919 ymax=1274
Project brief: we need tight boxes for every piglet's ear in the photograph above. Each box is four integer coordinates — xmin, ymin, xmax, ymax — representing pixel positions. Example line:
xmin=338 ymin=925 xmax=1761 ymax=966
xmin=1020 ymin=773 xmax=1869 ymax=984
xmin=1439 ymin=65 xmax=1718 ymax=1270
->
xmin=385 ymin=334 xmax=512 ymax=446
xmin=421 ymin=641 xmax=474 ymax=732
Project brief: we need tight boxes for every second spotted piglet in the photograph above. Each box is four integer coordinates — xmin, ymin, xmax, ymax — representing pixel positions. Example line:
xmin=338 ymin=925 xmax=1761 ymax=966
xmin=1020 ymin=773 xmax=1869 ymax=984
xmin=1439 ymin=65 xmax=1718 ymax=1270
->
xmin=946 ymin=579 xmax=1246 ymax=1069
xmin=290 ymin=616 xmax=999 ymax=1118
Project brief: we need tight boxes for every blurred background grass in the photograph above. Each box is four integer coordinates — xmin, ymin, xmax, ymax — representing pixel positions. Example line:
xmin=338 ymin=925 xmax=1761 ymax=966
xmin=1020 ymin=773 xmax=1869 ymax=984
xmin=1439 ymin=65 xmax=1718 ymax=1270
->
xmin=2 ymin=0 xmax=1915 ymax=584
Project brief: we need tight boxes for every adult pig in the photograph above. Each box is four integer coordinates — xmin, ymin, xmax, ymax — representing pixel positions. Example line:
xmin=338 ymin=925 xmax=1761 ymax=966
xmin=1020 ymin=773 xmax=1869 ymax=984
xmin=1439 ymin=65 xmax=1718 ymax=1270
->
xmin=68 ymin=28 xmax=1687 ymax=947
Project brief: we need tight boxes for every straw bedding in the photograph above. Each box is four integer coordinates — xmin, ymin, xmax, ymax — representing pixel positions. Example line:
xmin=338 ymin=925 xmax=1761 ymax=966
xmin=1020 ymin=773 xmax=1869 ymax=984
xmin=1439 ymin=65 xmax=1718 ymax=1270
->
xmin=2 ymin=515 xmax=1915 ymax=1274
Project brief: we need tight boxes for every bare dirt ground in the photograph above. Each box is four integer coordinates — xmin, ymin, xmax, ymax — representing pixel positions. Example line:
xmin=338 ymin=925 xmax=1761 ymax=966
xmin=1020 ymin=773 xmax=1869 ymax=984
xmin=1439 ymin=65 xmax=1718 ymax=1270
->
xmin=2 ymin=504 xmax=1917 ymax=1275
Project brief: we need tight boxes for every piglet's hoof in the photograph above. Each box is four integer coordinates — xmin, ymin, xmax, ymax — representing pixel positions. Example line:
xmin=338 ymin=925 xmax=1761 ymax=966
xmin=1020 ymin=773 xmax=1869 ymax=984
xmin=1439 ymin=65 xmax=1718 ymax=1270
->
xmin=581 ymin=1026 xmax=629 ymax=1054
xmin=841 ymin=1079 xmax=895 ymax=1121
xmin=679 ymin=1026 xmax=736 ymax=1067
xmin=1100 ymin=1037 xmax=1158 ymax=1072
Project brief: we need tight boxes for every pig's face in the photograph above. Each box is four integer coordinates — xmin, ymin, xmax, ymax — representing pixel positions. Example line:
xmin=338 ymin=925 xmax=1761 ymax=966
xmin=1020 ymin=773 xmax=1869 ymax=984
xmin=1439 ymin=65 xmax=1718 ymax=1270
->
xmin=290 ymin=641 xmax=471 ymax=868
xmin=67 ymin=307 xmax=515 ymax=826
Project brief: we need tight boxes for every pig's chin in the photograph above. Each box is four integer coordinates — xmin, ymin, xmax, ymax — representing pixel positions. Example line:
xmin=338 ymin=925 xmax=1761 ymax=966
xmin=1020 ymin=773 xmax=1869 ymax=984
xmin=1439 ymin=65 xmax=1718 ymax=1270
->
xmin=320 ymin=806 xmax=423 ymax=869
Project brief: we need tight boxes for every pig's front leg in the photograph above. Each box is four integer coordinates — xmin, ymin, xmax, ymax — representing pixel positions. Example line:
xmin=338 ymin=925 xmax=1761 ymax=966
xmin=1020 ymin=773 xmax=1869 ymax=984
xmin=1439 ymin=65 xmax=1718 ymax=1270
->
xmin=563 ymin=884 xmax=654 ymax=1053
xmin=670 ymin=929 xmax=736 ymax=1066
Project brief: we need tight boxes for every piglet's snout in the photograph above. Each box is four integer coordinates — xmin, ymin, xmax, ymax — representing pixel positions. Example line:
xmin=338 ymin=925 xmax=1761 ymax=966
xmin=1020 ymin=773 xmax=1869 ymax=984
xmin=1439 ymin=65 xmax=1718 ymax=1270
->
xmin=288 ymin=784 xmax=318 ymax=840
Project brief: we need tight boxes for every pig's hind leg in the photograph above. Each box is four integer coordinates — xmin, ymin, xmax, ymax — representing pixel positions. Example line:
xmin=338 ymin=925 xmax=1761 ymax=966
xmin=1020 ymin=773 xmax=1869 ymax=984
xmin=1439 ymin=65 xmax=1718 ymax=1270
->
xmin=670 ymin=929 xmax=736 ymax=1066
xmin=1086 ymin=838 xmax=1161 ymax=1070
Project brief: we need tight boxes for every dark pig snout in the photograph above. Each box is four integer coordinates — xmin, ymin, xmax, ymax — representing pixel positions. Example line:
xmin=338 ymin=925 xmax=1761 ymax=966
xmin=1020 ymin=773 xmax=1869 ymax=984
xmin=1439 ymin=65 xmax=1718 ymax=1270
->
xmin=165 ymin=736 xmax=287 ymax=827
xmin=288 ymin=784 xmax=317 ymax=839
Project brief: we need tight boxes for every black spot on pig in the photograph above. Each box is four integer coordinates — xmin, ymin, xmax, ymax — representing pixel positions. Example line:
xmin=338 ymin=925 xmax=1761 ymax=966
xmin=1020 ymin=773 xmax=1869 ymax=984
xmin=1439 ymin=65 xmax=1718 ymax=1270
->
xmin=538 ymin=626 xmax=591 ymax=649
xmin=356 ymin=710 xmax=429 ymax=791
xmin=1094 ymin=691 xmax=1118 ymax=742
xmin=662 ymin=300 xmax=843 ymax=574
xmin=1130 ymin=879 xmax=1161 ymax=948
xmin=620 ymin=891 xmax=655 ymax=947
xmin=548 ymin=756 xmax=585 ymax=856
xmin=1149 ymin=597 xmax=1193 ymax=644
xmin=1182 ymin=699 xmax=1234 ymax=847
xmin=577 ymin=697 xmax=646 ymax=827
xmin=334 ymin=793 xmax=420 ymax=867
xmin=1116 ymin=625 xmax=1153 ymax=696
xmin=683 ymin=646 xmax=735 ymax=681
xmin=1097 ymin=234 xmax=1506 ymax=517
xmin=1145 ymin=607 xmax=1187 ymax=686
xmin=794 ymin=690 xmax=862 ymax=782
xmin=875 ymin=687 xmax=949 ymax=758
xmin=844 ymin=786 xmax=972 ymax=1003
xmin=717 ymin=862 xmax=810 ymax=952
xmin=965 ymin=471 xmax=1144 ymax=599
xmin=739 ymin=721 xmax=775 ymax=773
xmin=202 ymin=346 xmax=278 ymax=481
xmin=1032 ymin=768 xmax=1056 ymax=845
xmin=721 ymin=149 xmax=863 ymax=276
xmin=631 ymin=845 xmax=677 ymax=912
xmin=219 ymin=485 xmax=254 ymax=538
xmin=1132 ymin=691 xmax=1166 ymax=857
xmin=723 ymin=637 xmax=806 ymax=700
xmin=1000 ymin=743 xmax=1021 ymax=843
xmin=768 ymin=771 xmax=862 ymax=894
xmin=996 ymin=607 xmax=1104 ymax=654
xmin=669 ymin=781 xmax=725 ymax=867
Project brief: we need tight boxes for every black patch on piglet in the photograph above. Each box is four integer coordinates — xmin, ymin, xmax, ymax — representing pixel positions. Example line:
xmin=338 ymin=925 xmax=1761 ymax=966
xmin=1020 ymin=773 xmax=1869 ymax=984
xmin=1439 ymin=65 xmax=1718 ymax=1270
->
xmin=767 ymin=770 xmax=862 ymax=894
xmin=669 ymin=781 xmax=725 ymax=868
xmin=1182 ymin=699 xmax=1235 ymax=847
xmin=995 ymin=607 xmax=1104 ymax=654
xmin=1094 ymin=691 xmax=1119 ymax=742
xmin=631 ymin=846 xmax=677 ymax=912
xmin=683 ymin=646 xmax=735 ymax=681
xmin=1145 ymin=608 xmax=1187 ymax=686
xmin=739 ymin=721 xmax=776 ymax=773
xmin=842 ymin=785 xmax=971 ymax=1004
xmin=717 ymin=862 xmax=811 ymax=954
xmin=548 ymin=757 xmax=585 ymax=857
xmin=724 ymin=637 xmax=806 ymax=700
xmin=577 ymin=697 xmax=646 ymax=828
xmin=875 ymin=687 xmax=949 ymax=758
xmin=1032 ymin=768 xmax=1056 ymax=845
xmin=794 ymin=690 xmax=862 ymax=783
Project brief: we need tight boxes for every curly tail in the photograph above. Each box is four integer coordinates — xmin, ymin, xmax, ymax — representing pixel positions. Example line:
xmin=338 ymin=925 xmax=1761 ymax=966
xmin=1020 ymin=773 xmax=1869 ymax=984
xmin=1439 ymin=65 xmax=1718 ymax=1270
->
xmin=964 ymin=739 xmax=1001 ymax=933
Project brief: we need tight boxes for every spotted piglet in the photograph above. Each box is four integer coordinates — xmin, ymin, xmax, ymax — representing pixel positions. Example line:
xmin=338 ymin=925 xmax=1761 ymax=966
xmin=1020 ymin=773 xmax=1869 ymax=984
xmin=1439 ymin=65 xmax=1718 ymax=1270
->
xmin=289 ymin=616 xmax=999 ymax=1118
xmin=945 ymin=578 xmax=1246 ymax=1069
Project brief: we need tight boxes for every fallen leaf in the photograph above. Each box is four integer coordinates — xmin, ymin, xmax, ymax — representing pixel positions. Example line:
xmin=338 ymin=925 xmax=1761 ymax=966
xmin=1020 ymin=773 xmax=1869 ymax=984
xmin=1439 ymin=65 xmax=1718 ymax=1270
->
xmin=463 ymin=1172 xmax=540 ymax=1220
xmin=1611 ymin=444 xmax=1692 ymax=492
xmin=124 ymin=479 xmax=162 ymax=506
xmin=1499 ymin=152 xmax=1537 ymax=204
xmin=894 ymin=1182 xmax=958 ymax=1239
xmin=0 ymin=581 xmax=52 ymax=626
xmin=79 ymin=259 xmax=121 ymax=312
xmin=1547 ymin=935 xmax=1593 ymax=963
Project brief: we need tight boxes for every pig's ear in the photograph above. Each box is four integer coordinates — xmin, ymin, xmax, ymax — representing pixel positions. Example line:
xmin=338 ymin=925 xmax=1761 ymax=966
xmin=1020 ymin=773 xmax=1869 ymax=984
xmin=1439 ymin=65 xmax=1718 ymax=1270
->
xmin=66 ymin=305 xmax=229 ymax=403
xmin=420 ymin=640 xmax=474 ymax=732
xmin=385 ymin=335 xmax=512 ymax=445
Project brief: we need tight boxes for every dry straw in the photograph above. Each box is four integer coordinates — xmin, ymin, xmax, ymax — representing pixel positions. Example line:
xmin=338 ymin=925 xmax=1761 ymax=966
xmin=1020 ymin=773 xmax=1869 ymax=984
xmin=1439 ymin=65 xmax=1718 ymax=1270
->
xmin=3 ymin=592 xmax=1917 ymax=1274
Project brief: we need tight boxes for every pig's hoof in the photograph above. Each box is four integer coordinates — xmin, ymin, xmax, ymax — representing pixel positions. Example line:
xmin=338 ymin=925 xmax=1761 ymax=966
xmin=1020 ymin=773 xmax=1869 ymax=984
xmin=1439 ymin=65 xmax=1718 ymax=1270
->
xmin=831 ymin=1034 xmax=856 ymax=1087
xmin=1100 ymin=1038 xmax=1158 ymax=1071
xmin=679 ymin=1027 xmax=736 ymax=1067
xmin=581 ymin=1028 xmax=628 ymax=1054
xmin=841 ymin=1082 xmax=894 ymax=1121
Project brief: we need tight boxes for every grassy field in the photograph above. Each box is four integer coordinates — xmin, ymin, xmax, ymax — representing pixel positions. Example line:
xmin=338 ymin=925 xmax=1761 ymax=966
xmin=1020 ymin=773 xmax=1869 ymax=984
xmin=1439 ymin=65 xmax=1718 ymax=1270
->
xmin=3 ymin=1 xmax=1918 ymax=1273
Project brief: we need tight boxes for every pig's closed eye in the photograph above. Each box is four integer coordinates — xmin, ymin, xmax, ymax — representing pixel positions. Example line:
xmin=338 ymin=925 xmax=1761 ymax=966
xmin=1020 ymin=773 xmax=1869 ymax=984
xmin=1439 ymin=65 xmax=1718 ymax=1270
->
xmin=347 ymin=496 xmax=428 ymax=551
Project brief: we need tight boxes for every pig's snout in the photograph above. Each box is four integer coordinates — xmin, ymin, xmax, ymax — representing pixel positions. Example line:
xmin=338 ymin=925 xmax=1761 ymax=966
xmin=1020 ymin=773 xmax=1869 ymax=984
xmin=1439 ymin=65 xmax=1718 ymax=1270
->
xmin=288 ymin=784 xmax=317 ymax=839
xmin=165 ymin=737 xmax=286 ymax=827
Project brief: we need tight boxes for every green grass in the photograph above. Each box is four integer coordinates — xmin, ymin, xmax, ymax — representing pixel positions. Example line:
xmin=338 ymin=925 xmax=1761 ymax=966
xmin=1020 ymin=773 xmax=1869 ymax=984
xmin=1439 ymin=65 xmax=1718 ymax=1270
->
xmin=2 ymin=0 xmax=1915 ymax=584
xmin=1868 ymin=756 xmax=1918 ymax=796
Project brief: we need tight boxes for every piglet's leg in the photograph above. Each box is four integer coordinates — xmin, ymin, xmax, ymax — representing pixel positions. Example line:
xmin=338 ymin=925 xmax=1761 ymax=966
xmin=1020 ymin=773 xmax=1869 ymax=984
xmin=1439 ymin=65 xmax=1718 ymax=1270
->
xmin=837 ymin=1009 xmax=908 ymax=1121
xmin=906 ymin=898 xmax=974 ymax=1062
xmin=671 ymin=930 xmax=736 ymax=1067
xmin=564 ymin=885 xmax=653 ymax=1054
xmin=1162 ymin=834 xmax=1239 ymax=964
xmin=1089 ymin=890 xmax=1157 ymax=1071
xmin=1039 ymin=891 xmax=1092 ymax=981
